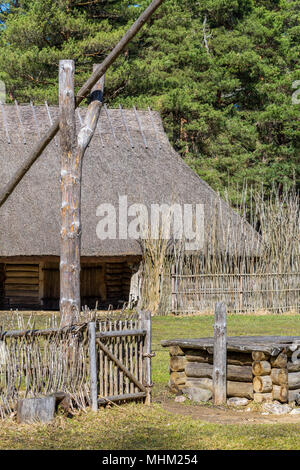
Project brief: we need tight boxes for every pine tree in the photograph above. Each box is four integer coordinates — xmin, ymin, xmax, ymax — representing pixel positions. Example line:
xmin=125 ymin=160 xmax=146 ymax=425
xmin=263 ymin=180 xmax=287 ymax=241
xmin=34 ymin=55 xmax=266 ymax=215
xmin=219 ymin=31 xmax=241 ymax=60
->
xmin=0 ymin=0 xmax=299 ymax=202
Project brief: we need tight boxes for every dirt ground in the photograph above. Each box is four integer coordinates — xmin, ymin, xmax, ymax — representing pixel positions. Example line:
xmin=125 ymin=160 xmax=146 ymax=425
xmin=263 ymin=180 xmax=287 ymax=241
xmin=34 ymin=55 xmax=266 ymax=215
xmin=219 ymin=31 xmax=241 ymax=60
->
xmin=160 ymin=396 xmax=300 ymax=425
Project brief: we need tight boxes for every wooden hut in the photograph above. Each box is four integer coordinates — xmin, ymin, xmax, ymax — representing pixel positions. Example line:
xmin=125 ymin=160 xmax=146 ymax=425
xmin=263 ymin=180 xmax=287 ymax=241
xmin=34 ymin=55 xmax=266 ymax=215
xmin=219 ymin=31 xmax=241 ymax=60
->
xmin=0 ymin=103 xmax=260 ymax=310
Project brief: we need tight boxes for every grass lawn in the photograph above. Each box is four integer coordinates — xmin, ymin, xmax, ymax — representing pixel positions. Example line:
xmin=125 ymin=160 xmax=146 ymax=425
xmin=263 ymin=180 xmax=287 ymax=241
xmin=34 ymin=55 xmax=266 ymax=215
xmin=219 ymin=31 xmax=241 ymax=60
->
xmin=1 ymin=313 xmax=300 ymax=450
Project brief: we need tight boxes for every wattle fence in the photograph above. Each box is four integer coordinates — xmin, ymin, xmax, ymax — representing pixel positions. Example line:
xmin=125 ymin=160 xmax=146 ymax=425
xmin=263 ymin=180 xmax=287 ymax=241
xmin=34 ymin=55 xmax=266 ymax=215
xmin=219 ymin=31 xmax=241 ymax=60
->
xmin=0 ymin=310 xmax=153 ymax=418
xmin=167 ymin=272 xmax=300 ymax=314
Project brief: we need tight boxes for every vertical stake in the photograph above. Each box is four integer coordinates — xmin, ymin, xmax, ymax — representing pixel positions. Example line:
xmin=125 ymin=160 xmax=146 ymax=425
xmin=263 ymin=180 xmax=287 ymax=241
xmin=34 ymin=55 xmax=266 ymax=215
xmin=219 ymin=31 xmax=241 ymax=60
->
xmin=213 ymin=302 xmax=227 ymax=405
xmin=88 ymin=322 xmax=98 ymax=411
xmin=141 ymin=311 xmax=152 ymax=405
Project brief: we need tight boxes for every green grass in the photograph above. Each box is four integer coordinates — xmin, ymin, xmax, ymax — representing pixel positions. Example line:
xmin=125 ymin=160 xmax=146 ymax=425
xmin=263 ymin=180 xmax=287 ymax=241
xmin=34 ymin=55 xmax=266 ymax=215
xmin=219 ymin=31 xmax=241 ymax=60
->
xmin=1 ymin=404 xmax=300 ymax=450
xmin=1 ymin=313 xmax=300 ymax=450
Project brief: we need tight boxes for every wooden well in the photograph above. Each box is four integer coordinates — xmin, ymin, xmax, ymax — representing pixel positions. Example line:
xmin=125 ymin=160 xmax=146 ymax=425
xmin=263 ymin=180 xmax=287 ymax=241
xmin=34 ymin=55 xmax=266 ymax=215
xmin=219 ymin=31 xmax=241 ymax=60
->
xmin=162 ymin=336 xmax=300 ymax=404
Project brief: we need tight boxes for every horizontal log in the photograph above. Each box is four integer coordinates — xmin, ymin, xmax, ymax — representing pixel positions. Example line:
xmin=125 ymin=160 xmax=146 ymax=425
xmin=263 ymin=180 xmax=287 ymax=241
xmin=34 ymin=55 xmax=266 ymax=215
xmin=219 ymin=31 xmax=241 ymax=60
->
xmin=270 ymin=351 xmax=287 ymax=369
xmin=4 ymin=271 xmax=39 ymax=278
xmin=170 ymin=356 xmax=187 ymax=372
xmin=227 ymin=381 xmax=253 ymax=399
xmin=252 ymin=361 xmax=271 ymax=376
xmin=253 ymin=375 xmax=273 ymax=393
xmin=253 ymin=393 xmax=273 ymax=404
xmin=5 ymin=284 xmax=39 ymax=291
xmin=185 ymin=349 xmax=252 ymax=366
xmin=5 ymin=277 xmax=39 ymax=284
xmin=272 ymin=385 xmax=288 ymax=403
xmin=6 ymin=265 xmax=39 ymax=272
xmin=184 ymin=377 xmax=253 ymax=399
xmin=270 ymin=368 xmax=288 ymax=385
xmin=185 ymin=362 xmax=253 ymax=382
xmin=170 ymin=371 xmax=186 ymax=386
xmin=169 ymin=346 xmax=185 ymax=356
xmin=288 ymin=371 xmax=300 ymax=390
xmin=98 ymin=392 xmax=146 ymax=404
xmin=96 ymin=329 xmax=146 ymax=339
xmin=252 ymin=351 xmax=270 ymax=361
xmin=287 ymin=361 xmax=300 ymax=372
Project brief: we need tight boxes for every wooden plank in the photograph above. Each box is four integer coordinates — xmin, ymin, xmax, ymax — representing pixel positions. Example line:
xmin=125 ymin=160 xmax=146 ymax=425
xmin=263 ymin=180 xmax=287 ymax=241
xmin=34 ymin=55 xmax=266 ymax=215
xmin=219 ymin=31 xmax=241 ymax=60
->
xmin=213 ymin=302 xmax=227 ymax=405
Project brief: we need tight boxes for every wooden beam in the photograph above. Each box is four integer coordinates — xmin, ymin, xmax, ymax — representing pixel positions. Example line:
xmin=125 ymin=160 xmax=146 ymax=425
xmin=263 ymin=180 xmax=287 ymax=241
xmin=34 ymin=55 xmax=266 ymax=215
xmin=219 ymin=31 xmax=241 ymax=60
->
xmin=0 ymin=0 xmax=165 ymax=208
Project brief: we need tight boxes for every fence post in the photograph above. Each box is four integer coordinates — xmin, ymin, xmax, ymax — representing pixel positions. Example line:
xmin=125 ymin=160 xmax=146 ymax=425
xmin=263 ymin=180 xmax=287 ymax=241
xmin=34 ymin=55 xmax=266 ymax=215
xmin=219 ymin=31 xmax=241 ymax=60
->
xmin=88 ymin=322 xmax=98 ymax=411
xmin=142 ymin=311 xmax=152 ymax=405
xmin=171 ymin=265 xmax=176 ymax=313
xmin=213 ymin=302 xmax=227 ymax=405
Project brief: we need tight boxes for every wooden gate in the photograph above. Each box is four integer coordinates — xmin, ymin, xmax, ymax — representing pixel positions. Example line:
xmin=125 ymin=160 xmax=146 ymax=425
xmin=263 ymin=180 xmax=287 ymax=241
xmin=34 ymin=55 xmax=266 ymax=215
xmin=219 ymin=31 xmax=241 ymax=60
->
xmin=88 ymin=311 xmax=154 ymax=409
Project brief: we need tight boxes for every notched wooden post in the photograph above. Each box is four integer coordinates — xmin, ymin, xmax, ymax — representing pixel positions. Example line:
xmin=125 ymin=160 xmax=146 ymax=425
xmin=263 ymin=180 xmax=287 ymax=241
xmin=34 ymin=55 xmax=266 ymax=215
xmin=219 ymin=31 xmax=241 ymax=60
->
xmin=213 ymin=302 xmax=227 ymax=405
xmin=59 ymin=62 xmax=105 ymax=328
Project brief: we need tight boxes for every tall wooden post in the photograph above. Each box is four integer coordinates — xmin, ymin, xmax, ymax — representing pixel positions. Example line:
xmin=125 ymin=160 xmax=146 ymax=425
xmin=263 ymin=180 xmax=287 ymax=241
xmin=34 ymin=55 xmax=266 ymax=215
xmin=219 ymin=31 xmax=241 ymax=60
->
xmin=88 ymin=321 xmax=98 ymax=411
xmin=213 ymin=302 xmax=227 ymax=405
xmin=59 ymin=60 xmax=80 ymax=327
xmin=59 ymin=61 xmax=105 ymax=327
xmin=141 ymin=311 xmax=152 ymax=405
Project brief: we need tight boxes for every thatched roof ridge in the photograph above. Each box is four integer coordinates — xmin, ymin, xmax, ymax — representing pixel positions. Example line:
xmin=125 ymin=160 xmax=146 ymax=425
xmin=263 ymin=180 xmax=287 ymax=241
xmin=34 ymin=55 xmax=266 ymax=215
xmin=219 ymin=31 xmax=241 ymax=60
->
xmin=0 ymin=103 xmax=260 ymax=257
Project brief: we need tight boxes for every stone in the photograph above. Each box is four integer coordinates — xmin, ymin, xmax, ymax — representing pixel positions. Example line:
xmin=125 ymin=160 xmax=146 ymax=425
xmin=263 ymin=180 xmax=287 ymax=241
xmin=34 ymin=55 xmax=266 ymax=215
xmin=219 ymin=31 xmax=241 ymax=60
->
xmin=262 ymin=402 xmax=292 ymax=415
xmin=182 ymin=387 xmax=212 ymax=402
xmin=227 ymin=397 xmax=249 ymax=407
xmin=175 ymin=395 xmax=186 ymax=403
xmin=290 ymin=408 xmax=300 ymax=415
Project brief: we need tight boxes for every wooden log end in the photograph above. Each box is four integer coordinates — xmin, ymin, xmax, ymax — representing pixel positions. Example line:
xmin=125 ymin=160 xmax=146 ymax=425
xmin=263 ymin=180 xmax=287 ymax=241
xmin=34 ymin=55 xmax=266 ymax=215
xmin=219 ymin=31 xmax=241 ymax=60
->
xmin=17 ymin=396 xmax=56 ymax=424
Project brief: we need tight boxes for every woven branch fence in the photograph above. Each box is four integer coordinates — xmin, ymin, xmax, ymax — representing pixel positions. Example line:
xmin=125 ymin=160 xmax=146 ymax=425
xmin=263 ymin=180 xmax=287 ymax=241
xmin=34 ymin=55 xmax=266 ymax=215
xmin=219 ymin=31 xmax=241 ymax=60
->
xmin=169 ymin=272 xmax=300 ymax=314
xmin=0 ymin=310 xmax=152 ymax=419
xmin=151 ymin=186 xmax=300 ymax=315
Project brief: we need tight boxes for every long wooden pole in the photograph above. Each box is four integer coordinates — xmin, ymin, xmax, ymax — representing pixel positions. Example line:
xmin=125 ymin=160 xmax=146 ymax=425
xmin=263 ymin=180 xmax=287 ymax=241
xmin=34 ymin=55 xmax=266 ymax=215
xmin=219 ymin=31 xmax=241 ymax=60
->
xmin=60 ymin=65 xmax=105 ymax=327
xmin=59 ymin=60 xmax=79 ymax=326
xmin=213 ymin=302 xmax=227 ymax=405
xmin=0 ymin=0 xmax=165 ymax=208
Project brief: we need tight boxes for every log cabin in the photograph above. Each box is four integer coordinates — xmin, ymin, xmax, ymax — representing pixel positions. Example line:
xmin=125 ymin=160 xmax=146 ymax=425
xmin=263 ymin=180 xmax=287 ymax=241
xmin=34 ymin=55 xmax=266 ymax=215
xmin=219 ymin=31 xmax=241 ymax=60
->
xmin=0 ymin=103 xmax=260 ymax=310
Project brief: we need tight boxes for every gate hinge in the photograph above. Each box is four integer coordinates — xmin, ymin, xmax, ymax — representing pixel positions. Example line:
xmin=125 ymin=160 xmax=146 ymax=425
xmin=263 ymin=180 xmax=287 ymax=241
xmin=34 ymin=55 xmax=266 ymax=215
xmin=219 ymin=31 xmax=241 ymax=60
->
xmin=143 ymin=352 xmax=156 ymax=358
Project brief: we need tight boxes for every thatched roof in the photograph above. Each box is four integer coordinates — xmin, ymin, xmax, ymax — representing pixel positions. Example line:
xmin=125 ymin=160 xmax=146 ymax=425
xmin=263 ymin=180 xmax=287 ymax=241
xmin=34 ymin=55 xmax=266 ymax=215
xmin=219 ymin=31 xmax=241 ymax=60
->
xmin=0 ymin=103 xmax=260 ymax=257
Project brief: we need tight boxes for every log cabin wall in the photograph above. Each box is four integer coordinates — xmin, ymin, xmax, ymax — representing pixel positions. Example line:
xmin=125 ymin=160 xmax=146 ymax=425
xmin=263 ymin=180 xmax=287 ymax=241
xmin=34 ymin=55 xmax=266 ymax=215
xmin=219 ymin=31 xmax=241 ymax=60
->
xmin=0 ymin=257 xmax=138 ymax=310
xmin=0 ymin=263 xmax=5 ymax=309
xmin=3 ymin=263 xmax=40 ymax=309
xmin=43 ymin=260 xmax=133 ymax=309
